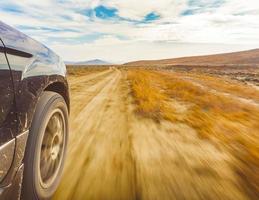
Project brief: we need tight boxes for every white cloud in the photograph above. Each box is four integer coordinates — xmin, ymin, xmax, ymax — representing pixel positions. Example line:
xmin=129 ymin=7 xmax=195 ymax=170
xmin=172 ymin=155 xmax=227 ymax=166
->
xmin=102 ymin=0 xmax=188 ymax=20
xmin=0 ymin=0 xmax=259 ymax=62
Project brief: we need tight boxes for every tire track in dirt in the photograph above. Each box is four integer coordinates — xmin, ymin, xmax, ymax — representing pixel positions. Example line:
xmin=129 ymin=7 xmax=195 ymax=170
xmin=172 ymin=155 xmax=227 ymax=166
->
xmin=54 ymin=69 xmax=137 ymax=200
xmin=69 ymin=69 xmax=120 ymax=127
xmin=69 ymin=68 xmax=112 ymax=86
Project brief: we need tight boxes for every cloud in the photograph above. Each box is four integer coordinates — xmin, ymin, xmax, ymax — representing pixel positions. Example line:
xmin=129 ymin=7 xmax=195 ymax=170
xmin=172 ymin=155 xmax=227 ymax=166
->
xmin=144 ymin=12 xmax=160 ymax=22
xmin=100 ymin=0 xmax=187 ymax=21
xmin=0 ymin=0 xmax=259 ymax=62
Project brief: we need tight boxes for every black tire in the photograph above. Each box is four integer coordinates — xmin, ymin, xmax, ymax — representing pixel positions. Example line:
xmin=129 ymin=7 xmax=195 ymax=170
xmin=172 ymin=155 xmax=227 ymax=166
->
xmin=22 ymin=91 xmax=69 ymax=200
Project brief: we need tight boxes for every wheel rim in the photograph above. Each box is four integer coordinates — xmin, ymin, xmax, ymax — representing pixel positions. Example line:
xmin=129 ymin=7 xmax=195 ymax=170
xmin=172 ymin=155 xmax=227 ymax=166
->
xmin=39 ymin=109 xmax=66 ymax=189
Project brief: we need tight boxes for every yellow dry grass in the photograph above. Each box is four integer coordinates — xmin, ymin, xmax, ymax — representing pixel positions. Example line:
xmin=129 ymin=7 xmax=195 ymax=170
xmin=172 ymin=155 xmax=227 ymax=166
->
xmin=180 ymin=72 xmax=259 ymax=102
xmin=128 ymin=70 xmax=178 ymax=121
xmin=67 ymin=66 xmax=107 ymax=77
xmin=128 ymin=69 xmax=259 ymax=199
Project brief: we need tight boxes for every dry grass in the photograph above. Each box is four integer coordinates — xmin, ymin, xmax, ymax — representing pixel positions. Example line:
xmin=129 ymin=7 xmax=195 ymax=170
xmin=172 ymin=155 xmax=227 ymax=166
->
xmin=67 ymin=66 xmax=108 ymax=77
xmin=128 ymin=69 xmax=259 ymax=199
xmin=178 ymin=72 xmax=259 ymax=102
xmin=128 ymin=70 xmax=177 ymax=121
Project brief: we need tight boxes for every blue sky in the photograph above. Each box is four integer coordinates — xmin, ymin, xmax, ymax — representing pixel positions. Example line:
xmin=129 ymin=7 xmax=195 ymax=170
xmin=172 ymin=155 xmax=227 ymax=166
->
xmin=1 ymin=0 xmax=259 ymax=63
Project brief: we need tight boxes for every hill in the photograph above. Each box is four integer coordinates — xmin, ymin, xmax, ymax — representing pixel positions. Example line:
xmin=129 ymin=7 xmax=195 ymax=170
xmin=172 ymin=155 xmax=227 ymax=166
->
xmin=124 ymin=49 xmax=259 ymax=66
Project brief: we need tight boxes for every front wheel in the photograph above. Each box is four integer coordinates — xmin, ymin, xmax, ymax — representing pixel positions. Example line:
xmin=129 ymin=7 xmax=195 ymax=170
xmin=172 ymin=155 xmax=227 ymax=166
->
xmin=22 ymin=91 xmax=69 ymax=200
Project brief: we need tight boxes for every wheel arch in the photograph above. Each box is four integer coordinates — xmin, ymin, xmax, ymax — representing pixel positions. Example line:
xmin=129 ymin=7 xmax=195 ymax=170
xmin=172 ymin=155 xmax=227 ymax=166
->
xmin=44 ymin=81 xmax=70 ymax=114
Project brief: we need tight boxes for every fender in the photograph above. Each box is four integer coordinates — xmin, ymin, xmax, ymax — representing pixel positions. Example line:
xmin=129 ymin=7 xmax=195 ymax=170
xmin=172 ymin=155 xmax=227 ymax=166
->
xmin=0 ymin=21 xmax=69 ymax=136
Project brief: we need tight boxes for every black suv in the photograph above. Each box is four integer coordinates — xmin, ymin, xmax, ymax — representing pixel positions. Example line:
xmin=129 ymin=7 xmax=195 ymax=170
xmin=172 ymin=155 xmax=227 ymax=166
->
xmin=0 ymin=22 xmax=69 ymax=200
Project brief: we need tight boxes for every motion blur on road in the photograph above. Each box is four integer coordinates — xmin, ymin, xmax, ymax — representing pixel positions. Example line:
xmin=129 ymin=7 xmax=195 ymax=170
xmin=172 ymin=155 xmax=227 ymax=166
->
xmin=54 ymin=67 xmax=259 ymax=200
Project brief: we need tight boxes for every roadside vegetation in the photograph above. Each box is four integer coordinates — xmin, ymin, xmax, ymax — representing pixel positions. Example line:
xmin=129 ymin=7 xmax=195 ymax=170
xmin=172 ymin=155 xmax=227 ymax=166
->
xmin=128 ymin=69 xmax=259 ymax=199
xmin=177 ymin=72 xmax=259 ymax=102
xmin=67 ymin=65 xmax=108 ymax=76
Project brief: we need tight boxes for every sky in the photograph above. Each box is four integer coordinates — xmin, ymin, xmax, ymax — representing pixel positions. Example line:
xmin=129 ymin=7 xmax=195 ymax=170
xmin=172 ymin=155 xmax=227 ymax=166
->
xmin=1 ymin=0 xmax=259 ymax=63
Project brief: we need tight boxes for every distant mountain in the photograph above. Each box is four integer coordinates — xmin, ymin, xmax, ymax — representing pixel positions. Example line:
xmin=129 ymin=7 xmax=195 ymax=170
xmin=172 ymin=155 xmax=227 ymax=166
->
xmin=124 ymin=49 xmax=259 ymax=66
xmin=66 ymin=59 xmax=111 ymax=65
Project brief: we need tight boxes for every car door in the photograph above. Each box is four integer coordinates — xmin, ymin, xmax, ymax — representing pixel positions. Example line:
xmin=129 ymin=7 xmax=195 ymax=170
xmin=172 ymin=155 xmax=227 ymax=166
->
xmin=0 ymin=39 xmax=16 ymax=183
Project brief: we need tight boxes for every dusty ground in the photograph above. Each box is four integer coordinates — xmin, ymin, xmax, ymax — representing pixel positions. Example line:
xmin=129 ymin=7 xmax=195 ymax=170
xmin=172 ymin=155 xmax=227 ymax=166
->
xmin=53 ymin=67 xmax=257 ymax=200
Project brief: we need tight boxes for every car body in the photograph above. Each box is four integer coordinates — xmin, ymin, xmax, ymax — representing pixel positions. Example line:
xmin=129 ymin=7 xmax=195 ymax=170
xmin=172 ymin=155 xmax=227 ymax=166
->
xmin=0 ymin=21 xmax=69 ymax=199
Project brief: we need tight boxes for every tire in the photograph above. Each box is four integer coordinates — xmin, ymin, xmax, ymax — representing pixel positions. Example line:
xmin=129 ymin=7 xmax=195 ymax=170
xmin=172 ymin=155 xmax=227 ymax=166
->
xmin=22 ymin=91 xmax=69 ymax=200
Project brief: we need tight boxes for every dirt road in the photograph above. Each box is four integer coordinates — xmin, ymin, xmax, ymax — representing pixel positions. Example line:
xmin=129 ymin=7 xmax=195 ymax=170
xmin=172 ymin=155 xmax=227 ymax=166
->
xmin=54 ymin=68 xmax=249 ymax=200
